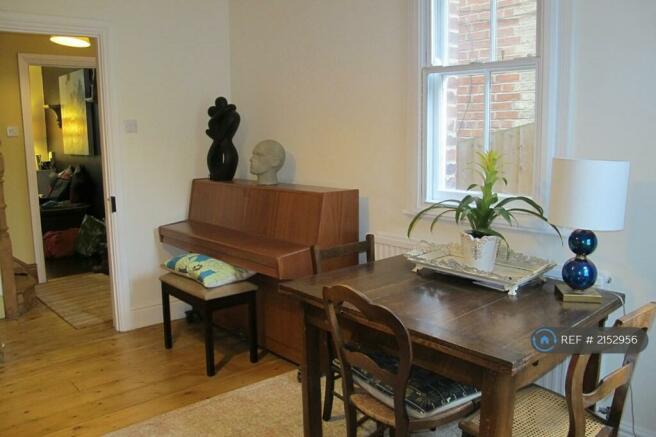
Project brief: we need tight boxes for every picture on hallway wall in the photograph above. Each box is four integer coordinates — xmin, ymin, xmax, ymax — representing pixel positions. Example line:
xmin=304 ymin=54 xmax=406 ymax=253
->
xmin=59 ymin=69 xmax=91 ymax=155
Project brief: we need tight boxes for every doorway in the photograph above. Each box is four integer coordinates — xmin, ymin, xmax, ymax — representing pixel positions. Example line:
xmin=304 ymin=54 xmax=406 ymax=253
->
xmin=0 ymin=32 xmax=114 ymax=328
xmin=0 ymin=11 xmax=127 ymax=330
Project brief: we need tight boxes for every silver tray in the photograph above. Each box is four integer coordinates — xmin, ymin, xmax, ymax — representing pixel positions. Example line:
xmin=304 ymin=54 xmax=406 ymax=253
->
xmin=405 ymin=242 xmax=556 ymax=295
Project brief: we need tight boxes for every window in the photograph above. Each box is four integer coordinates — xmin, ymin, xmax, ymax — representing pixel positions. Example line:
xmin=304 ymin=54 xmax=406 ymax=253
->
xmin=422 ymin=0 xmax=542 ymax=203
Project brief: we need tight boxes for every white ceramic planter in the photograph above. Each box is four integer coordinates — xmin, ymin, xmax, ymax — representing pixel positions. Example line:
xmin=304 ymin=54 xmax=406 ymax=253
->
xmin=460 ymin=232 xmax=500 ymax=273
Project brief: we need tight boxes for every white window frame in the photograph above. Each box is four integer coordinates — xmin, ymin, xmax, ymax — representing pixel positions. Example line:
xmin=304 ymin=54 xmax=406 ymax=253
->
xmin=408 ymin=0 xmax=574 ymax=234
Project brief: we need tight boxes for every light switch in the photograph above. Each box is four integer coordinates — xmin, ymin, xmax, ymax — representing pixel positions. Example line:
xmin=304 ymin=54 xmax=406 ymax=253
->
xmin=6 ymin=126 xmax=19 ymax=137
xmin=124 ymin=119 xmax=138 ymax=134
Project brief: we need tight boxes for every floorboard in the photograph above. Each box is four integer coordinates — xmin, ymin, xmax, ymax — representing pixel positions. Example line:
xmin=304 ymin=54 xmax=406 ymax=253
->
xmin=0 ymin=301 xmax=295 ymax=436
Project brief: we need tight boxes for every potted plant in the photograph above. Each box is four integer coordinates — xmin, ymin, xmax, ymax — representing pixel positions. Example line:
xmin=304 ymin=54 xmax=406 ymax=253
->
xmin=407 ymin=151 xmax=561 ymax=272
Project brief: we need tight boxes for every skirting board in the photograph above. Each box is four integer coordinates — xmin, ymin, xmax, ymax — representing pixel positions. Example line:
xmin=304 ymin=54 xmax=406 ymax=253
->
xmin=127 ymin=299 xmax=190 ymax=331
xmin=620 ymin=421 xmax=655 ymax=437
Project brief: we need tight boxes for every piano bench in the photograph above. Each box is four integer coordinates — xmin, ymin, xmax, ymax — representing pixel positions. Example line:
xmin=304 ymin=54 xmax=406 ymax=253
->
xmin=159 ymin=273 xmax=259 ymax=376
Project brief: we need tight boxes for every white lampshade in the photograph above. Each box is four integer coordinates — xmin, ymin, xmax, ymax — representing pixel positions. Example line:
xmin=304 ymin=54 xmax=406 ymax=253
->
xmin=548 ymin=158 xmax=630 ymax=231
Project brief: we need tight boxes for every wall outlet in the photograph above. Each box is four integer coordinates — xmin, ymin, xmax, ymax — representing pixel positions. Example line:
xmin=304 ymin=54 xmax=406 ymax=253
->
xmin=123 ymin=119 xmax=138 ymax=134
xmin=6 ymin=126 xmax=19 ymax=137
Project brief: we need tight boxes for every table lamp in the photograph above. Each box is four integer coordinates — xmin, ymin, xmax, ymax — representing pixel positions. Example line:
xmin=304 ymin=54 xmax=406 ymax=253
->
xmin=548 ymin=158 xmax=630 ymax=303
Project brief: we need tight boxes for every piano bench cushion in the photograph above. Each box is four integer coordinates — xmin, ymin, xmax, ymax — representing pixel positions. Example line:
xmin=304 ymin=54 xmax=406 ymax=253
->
xmin=160 ymin=273 xmax=257 ymax=301
xmin=164 ymin=253 xmax=255 ymax=288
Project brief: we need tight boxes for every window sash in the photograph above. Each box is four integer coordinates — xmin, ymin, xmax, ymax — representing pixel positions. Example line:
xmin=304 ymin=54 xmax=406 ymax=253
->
xmin=429 ymin=0 xmax=536 ymax=68
xmin=425 ymin=63 xmax=538 ymax=198
xmin=422 ymin=0 xmax=543 ymax=204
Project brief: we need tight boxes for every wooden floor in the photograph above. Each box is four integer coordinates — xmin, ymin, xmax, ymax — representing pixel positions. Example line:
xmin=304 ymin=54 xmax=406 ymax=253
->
xmin=0 ymin=301 xmax=295 ymax=436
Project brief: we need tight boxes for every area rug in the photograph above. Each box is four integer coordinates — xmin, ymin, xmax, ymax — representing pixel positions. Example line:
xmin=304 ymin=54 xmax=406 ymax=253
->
xmin=36 ymin=273 xmax=112 ymax=329
xmin=108 ymin=371 xmax=462 ymax=436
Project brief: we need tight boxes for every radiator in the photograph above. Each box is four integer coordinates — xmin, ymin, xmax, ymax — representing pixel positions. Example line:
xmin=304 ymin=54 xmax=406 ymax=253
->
xmin=372 ymin=232 xmax=566 ymax=394
xmin=373 ymin=233 xmax=417 ymax=259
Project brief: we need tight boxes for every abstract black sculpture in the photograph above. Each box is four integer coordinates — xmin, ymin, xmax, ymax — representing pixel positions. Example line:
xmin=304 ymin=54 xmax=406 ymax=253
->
xmin=206 ymin=97 xmax=240 ymax=181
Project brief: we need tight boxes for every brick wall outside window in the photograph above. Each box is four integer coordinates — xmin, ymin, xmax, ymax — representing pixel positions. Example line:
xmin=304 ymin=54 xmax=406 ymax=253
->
xmin=440 ymin=0 xmax=537 ymax=193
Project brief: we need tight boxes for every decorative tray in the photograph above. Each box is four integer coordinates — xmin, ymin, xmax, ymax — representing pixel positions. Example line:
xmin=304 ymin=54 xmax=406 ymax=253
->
xmin=404 ymin=242 xmax=556 ymax=295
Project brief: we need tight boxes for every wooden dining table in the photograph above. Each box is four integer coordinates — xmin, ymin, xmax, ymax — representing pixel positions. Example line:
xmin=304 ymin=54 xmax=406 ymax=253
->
xmin=280 ymin=255 xmax=624 ymax=437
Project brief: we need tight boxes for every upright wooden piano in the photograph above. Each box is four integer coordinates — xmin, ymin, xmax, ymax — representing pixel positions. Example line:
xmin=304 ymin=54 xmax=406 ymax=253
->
xmin=159 ymin=178 xmax=358 ymax=363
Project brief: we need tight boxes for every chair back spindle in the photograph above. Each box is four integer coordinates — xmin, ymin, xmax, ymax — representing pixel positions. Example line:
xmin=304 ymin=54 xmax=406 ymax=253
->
xmin=566 ymin=302 xmax=656 ymax=437
xmin=311 ymin=234 xmax=375 ymax=274
xmin=324 ymin=284 xmax=413 ymax=435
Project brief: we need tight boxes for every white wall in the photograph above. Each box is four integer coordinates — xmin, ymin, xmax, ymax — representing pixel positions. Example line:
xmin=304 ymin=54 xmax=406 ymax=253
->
xmin=230 ymin=0 xmax=656 ymax=434
xmin=0 ymin=0 xmax=231 ymax=328
xmin=229 ymin=0 xmax=410 ymax=236
xmin=569 ymin=1 xmax=656 ymax=435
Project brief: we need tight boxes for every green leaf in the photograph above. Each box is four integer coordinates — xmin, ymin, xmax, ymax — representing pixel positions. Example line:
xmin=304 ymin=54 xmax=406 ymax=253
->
xmin=466 ymin=183 xmax=480 ymax=191
xmin=474 ymin=170 xmax=486 ymax=183
xmin=455 ymin=195 xmax=475 ymax=224
xmin=406 ymin=199 xmax=461 ymax=237
xmin=430 ymin=209 xmax=457 ymax=231
xmin=496 ymin=196 xmax=544 ymax=215
xmin=495 ymin=208 xmax=515 ymax=227
xmin=477 ymin=227 xmax=509 ymax=251
xmin=506 ymin=208 xmax=564 ymax=242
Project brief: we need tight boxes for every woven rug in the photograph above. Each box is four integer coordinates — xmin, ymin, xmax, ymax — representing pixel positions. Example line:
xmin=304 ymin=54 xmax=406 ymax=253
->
xmin=108 ymin=371 xmax=462 ymax=436
xmin=36 ymin=273 xmax=112 ymax=329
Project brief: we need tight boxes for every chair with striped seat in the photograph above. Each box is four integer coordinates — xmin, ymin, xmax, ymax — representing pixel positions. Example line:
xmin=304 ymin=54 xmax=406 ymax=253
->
xmin=324 ymin=284 xmax=480 ymax=436
xmin=459 ymin=301 xmax=656 ymax=437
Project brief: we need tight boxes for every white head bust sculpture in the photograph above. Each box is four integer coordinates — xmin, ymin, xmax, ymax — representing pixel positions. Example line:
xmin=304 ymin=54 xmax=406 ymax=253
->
xmin=249 ymin=140 xmax=286 ymax=185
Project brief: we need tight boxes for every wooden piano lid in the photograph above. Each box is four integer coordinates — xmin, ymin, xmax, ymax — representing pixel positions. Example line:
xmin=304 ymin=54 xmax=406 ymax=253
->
xmin=159 ymin=221 xmax=311 ymax=279
xmin=159 ymin=179 xmax=359 ymax=280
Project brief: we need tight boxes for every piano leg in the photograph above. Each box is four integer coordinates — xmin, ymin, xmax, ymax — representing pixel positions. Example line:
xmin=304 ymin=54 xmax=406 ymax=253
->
xmin=203 ymin=306 xmax=216 ymax=376
xmin=248 ymin=292 xmax=258 ymax=363
xmin=161 ymin=285 xmax=173 ymax=349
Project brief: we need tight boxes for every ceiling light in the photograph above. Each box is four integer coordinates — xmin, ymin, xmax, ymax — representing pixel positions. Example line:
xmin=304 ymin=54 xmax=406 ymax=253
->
xmin=49 ymin=36 xmax=91 ymax=48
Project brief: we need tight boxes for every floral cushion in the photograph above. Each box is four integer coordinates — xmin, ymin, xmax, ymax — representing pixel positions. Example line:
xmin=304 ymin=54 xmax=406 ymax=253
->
xmin=343 ymin=350 xmax=480 ymax=419
xmin=164 ymin=253 xmax=255 ymax=288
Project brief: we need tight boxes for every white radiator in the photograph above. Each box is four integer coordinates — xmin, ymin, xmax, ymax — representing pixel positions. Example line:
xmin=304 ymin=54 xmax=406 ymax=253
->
xmin=372 ymin=232 xmax=567 ymax=394
xmin=373 ymin=233 xmax=417 ymax=259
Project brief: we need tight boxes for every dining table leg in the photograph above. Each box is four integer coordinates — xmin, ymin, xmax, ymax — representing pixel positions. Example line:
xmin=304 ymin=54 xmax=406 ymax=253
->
xmin=478 ymin=371 xmax=515 ymax=436
xmin=301 ymin=305 xmax=323 ymax=437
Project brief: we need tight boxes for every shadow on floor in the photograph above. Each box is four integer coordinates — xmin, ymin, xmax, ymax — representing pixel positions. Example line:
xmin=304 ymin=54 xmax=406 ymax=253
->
xmin=45 ymin=254 xmax=98 ymax=279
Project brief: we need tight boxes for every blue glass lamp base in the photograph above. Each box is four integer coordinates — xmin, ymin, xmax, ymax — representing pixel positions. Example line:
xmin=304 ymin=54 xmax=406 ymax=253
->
xmin=562 ymin=256 xmax=597 ymax=290
xmin=561 ymin=229 xmax=598 ymax=291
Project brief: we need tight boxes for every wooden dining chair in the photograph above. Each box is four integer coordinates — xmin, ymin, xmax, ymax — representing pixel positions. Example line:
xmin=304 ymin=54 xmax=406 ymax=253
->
xmin=459 ymin=301 xmax=656 ymax=437
xmin=311 ymin=234 xmax=375 ymax=275
xmin=324 ymin=284 xmax=480 ymax=437
xmin=311 ymin=234 xmax=375 ymax=422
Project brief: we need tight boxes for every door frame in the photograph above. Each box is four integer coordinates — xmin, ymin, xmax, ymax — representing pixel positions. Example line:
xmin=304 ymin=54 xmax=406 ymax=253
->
xmin=0 ymin=11 xmax=129 ymax=330
xmin=18 ymin=53 xmax=97 ymax=284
